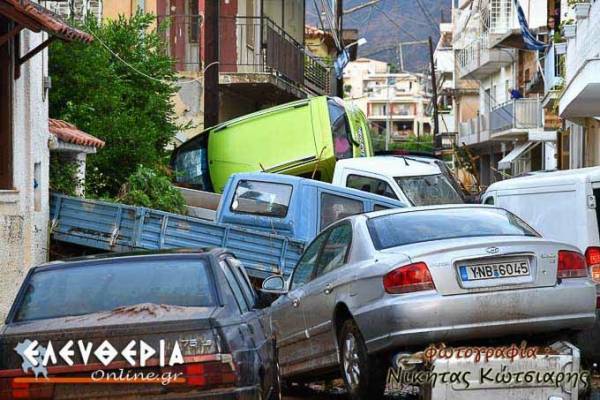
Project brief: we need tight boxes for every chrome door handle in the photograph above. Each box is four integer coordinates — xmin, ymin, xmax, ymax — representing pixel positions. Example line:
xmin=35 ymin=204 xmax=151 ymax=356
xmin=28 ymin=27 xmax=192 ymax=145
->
xmin=292 ymin=298 xmax=300 ymax=308
xmin=324 ymin=284 xmax=332 ymax=295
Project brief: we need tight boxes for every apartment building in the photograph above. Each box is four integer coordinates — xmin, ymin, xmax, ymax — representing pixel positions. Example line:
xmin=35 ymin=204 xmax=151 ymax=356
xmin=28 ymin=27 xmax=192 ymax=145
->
xmin=558 ymin=0 xmax=600 ymax=169
xmin=102 ymin=0 xmax=331 ymax=141
xmin=454 ymin=0 xmax=557 ymax=187
xmin=344 ymin=58 xmax=431 ymax=150
xmin=434 ymin=21 xmax=459 ymax=158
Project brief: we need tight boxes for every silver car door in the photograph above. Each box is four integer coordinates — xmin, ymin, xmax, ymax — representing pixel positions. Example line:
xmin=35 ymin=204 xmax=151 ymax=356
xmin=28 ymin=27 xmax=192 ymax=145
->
xmin=302 ymin=222 xmax=353 ymax=369
xmin=271 ymin=232 xmax=328 ymax=377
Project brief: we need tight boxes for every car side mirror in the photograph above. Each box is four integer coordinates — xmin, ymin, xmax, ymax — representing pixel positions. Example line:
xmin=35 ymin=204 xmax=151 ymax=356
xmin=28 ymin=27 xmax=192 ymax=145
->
xmin=261 ymin=275 xmax=288 ymax=295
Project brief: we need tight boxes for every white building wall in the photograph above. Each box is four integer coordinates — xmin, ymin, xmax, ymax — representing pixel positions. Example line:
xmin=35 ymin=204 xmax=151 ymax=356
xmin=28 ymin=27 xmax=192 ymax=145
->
xmin=0 ymin=30 xmax=50 ymax=321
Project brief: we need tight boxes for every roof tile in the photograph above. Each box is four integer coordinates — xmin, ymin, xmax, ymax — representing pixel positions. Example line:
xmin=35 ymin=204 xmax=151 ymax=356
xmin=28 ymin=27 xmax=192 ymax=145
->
xmin=49 ymin=119 xmax=105 ymax=149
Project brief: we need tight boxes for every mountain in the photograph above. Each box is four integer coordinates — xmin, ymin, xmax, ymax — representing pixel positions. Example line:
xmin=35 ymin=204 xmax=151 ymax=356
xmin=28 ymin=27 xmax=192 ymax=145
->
xmin=307 ymin=0 xmax=452 ymax=72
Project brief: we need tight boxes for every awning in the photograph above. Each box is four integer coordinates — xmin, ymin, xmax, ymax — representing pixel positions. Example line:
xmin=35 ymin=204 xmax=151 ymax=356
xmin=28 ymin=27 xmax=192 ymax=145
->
xmin=498 ymin=141 xmax=539 ymax=170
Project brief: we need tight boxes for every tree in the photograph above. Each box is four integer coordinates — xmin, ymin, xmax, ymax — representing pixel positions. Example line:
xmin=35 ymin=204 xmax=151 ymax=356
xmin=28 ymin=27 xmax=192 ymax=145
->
xmin=49 ymin=12 xmax=179 ymax=198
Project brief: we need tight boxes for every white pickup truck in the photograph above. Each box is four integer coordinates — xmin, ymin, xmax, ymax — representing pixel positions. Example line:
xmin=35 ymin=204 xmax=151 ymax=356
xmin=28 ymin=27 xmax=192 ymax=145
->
xmin=332 ymin=155 xmax=467 ymax=206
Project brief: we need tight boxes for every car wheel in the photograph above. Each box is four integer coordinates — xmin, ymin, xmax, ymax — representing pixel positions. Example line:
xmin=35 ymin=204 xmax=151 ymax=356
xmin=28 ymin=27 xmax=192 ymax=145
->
xmin=338 ymin=319 xmax=385 ymax=400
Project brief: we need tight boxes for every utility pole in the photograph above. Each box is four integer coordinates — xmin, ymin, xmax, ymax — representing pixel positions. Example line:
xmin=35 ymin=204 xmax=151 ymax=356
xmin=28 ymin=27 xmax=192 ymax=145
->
xmin=428 ymin=36 xmax=441 ymax=154
xmin=397 ymin=43 xmax=404 ymax=72
xmin=335 ymin=0 xmax=344 ymax=97
xmin=386 ymin=65 xmax=392 ymax=151
xmin=203 ymin=0 xmax=219 ymax=129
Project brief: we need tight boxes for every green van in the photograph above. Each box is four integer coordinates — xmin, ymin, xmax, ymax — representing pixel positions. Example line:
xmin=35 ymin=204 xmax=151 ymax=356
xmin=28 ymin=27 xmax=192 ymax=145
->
xmin=172 ymin=96 xmax=373 ymax=193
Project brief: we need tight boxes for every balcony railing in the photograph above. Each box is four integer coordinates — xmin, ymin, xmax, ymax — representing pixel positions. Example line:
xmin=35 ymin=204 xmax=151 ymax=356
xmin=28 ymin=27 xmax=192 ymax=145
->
xmin=456 ymin=35 xmax=514 ymax=80
xmin=490 ymin=98 xmax=543 ymax=134
xmin=157 ymin=15 xmax=330 ymax=94
xmin=219 ymin=16 xmax=329 ymax=95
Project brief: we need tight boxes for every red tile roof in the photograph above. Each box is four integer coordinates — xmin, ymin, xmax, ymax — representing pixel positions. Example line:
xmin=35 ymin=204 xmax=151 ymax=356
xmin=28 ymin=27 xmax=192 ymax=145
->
xmin=0 ymin=0 xmax=93 ymax=43
xmin=49 ymin=119 xmax=105 ymax=149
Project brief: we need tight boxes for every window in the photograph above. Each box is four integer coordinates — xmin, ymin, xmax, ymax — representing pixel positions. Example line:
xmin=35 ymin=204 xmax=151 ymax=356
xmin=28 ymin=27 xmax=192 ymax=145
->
xmin=328 ymin=99 xmax=353 ymax=160
xmin=373 ymin=204 xmax=390 ymax=211
xmin=245 ymin=0 xmax=255 ymax=48
xmin=231 ymin=180 xmax=292 ymax=218
xmin=14 ymin=258 xmax=216 ymax=322
xmin=290 ymin=233 xmax=328 ymax=290
xmin=395 ymin=174 xmax=463 ymax=206
xmin=187 ymin=0 xmax=200 ymax=43
xmin=317 ymin=224 xmax=352 ymax=277
xmin=220 ymin=260 xmax=249 ymax=313
xmin=484 ymin=196 xmax=495 ymax=205
xmin=320 ymin=193 xmax=364 ymax=230
xmin=225 ymin=257 xmax=256 ymax=308
xmin=346 ymin=174 xmax=398 ymax=200
xmin=367 ymin=208 xmax=539 ymax=250
xmin=0 ymin=17 xmax=13 ymax=189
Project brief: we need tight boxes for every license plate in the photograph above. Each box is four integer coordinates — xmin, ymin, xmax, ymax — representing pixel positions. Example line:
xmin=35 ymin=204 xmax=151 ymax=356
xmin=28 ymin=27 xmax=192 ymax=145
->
xmin=459 ymin=259 xmax=530 ymax=281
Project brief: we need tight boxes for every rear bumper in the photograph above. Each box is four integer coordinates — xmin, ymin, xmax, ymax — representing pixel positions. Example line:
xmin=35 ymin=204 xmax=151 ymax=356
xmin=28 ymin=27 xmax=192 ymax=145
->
xmin=356 ymin=279 xmax=597 ymax=354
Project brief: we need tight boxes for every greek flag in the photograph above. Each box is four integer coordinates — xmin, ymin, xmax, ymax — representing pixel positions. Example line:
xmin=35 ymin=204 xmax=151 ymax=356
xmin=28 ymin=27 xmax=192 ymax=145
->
xmin=513 ymin=0 xmax=548 ymax=51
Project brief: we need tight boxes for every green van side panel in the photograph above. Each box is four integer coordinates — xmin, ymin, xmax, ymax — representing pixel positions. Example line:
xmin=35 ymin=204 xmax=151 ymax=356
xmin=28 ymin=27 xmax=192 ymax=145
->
xmin=207 ymin=96 xmax=373 ymax=193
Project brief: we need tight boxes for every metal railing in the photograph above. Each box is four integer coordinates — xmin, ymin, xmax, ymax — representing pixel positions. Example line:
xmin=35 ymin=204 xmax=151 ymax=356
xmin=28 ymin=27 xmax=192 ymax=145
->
xmin=456 ymin=35 xmax=488 ymax=78
xmin=219 ymin=16 xmax=329 ymax=94
xmin=544 ymin=43 xmax=565 ymax=94
xmin=490 ymin=98 xmax=543 ymax=133
xmin=157 ymin=14 xmax=202 ymax=72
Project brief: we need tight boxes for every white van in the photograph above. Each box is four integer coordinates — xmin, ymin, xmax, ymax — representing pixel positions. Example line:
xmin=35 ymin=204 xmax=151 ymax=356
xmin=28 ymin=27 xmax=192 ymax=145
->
xmin=483 ymin=168 xmax=600 ymax=363
xmin=332 ymin=156 xmax=466 ymax=206
xmin=483 ymin=167 xmax=600 ymax=282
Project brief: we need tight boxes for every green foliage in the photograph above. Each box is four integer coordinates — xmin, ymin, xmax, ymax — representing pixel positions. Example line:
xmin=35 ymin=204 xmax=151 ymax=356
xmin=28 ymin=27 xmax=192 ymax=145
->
xmin=390 ymin=134 xmax=434 ymax=152
xmin=49 ymin=155 xmax=81 ymax=196
xmin=118 ymin=166 xmax=186 ymax=214
xmin=49 ymin=12 xmax=178 ymax=198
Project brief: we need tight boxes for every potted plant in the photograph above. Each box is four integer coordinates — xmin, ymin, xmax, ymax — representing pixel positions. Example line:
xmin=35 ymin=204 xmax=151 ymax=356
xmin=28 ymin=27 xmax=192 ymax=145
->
xmin=569 ymin=0 xmax=591 ymax=20
xmin=561 ymin=19 xmax=576 ymax=39
xmin=553 ymin=31 xmax=567 ymax=54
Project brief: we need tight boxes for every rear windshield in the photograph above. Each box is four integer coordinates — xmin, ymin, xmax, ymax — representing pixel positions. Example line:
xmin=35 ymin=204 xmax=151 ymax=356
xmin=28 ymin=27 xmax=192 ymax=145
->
xmin=395 ymin=174 xmax=463 ymax=206
xmin=368 ymin=208 xmax=538 ymax=250
xmin=14 ymin=258 xmax=215 ymax=322
xmin=230 ymin=180 xmax=292 ymax=218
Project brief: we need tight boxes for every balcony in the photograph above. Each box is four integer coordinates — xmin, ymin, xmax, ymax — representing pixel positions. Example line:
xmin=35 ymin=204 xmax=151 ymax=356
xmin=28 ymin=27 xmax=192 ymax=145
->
xmin=457 ymin=35 xmax=514 ymax=80
xmin=482 ymin=0 xmax=548 ymax=48
xmin=458 ymin=115 xmax=490 ymax=146
xmin=542 ymin=43 xmax=565 ymax=107
xmin=218 ymin=16 xmax=330 ymax=99
xmin=490 ymin=98 xmax=543 ymax=140
xmin=559 ymin=0 xmax=600 ymax=118
xmin=157 ymin=15 xmax=330 ymax=100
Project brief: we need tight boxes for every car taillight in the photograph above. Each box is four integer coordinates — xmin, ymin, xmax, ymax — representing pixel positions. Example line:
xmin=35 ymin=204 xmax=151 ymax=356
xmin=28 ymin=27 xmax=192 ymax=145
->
xmin=383 ymin=262 xmax=435 ymax=294
xmin=557 ymin=250 xmax=588 ymax=279
xmin=182 ymin=360 xmax=236 ymax=388
xmin=0 ymin=378 xmax=53 ymax=400
xmin=585 ymin=247 xmax=600 ymax=283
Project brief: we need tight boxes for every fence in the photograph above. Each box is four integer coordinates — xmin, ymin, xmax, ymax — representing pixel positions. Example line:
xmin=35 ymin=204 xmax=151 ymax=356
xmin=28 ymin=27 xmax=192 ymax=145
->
xmin=490 ymin=98 xmax=543 ymax=133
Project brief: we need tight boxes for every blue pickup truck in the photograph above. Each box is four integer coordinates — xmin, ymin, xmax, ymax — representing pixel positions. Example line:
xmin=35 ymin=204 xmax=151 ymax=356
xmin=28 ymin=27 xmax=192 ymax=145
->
xmin=50 ymin=173 xmax=404 ymax=278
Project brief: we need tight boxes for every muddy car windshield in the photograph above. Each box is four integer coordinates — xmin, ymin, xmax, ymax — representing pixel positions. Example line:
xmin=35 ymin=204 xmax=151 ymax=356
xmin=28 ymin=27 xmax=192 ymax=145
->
xmin=14 ymin=258 xmax=216 ymax=322
xmin=395 ymin=174 xmax=463 ymax=206
xmin=368 ymin=208 xmax=539 ymax=250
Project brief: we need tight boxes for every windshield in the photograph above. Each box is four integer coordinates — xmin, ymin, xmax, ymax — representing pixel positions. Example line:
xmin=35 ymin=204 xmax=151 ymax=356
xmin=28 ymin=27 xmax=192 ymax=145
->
xmin=328 ymin=99 xmax=353 ymax=160
xmin=368 ymin=208 xmax=539 ymax=250
xmin=395 ymin=174 xmax=463 ymax=206
xmin=15 ymin=258 xmax=216 ymax=322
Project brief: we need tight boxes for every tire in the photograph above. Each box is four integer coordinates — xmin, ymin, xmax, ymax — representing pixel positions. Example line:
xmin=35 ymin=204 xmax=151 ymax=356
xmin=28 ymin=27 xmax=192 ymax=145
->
xmin=338 ymin=319 xmax=386 ymax=400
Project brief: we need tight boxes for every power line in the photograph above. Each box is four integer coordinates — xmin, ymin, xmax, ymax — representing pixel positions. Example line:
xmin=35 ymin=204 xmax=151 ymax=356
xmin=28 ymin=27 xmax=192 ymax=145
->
xmin=374 ymin=3 xmax=421 ymax=42
xmin=415 ymin=0 xmax=441 ymax=35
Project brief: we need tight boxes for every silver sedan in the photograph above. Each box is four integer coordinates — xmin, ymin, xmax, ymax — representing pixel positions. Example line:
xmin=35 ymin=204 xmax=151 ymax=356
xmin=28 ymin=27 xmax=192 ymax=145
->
xmin=261 ymin=205 xmax=597 ymax=400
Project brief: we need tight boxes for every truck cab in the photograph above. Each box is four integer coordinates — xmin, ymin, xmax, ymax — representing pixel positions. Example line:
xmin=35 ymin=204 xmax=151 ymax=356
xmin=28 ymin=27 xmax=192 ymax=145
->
xmin=215 ymin=172 xmax=405 ymax=242
xmin=332 ymin=156 xmax=465 ymax=206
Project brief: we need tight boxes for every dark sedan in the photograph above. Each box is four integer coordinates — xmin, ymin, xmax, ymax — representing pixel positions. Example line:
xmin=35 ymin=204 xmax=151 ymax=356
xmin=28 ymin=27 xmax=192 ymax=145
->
xmin=0 ymin=249 xmax=279 ymax=400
